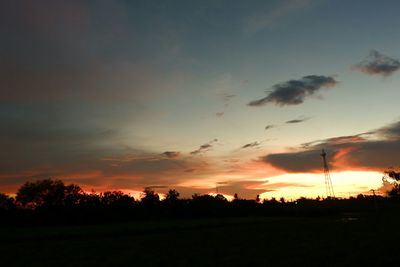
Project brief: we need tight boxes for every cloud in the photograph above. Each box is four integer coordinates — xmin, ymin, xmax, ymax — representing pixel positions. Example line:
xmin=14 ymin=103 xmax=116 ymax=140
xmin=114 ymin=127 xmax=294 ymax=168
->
xmin=248 ymin=75 xmax=337 ymax=106
xmin=190 ymin=139 xmax=218 ymax=155
xmin=353 ymin=50 xmax=400 ymax=76
xmin=0 ymin=106 xmax=199 ymax=191
xmin=100 ymin=155 xmax=186 ymax=175
xmin=262 ymin=120 xmax=400 ymax=173
xmin=162 ymin=151 xmax=180 ymax=158
xmin=300 ymin=134 xmax=368 ymax=148
xmin=144 ymin=185 xmax=168 ymax=190
xmin=222 ymin=94 xmax=236 ymax=103
xmin=243 ymin=0 xmax=314 ymax=34
xmin=264 ymin=149 xmax=324 ymax=173
xmin=214 ymin=93 xmax=236 ymax=118
xmin=0 ymin=105 xmax=119 ymax=174
xmin=211 ymin=180 xmax=268 ymax=198
xmin=265 ymin=124 xmax=275 ymax=130
xmin=373 ymin=121 xmax=400 ymax=139
xmin=285 ymin=117 xmax=311 ymax=124
xmin=241 ymin=141 xmax=261 ymax=149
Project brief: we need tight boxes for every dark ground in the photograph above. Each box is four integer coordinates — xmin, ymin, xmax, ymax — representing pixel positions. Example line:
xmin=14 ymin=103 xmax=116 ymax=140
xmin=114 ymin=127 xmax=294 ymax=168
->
xmin=0 ymin=212 xmax=397 ymax=267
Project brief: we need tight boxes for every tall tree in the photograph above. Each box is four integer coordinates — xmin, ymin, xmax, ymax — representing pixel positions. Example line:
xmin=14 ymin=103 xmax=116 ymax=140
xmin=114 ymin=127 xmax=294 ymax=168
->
xmin=16 ymin=179 xmax=82 ymax=209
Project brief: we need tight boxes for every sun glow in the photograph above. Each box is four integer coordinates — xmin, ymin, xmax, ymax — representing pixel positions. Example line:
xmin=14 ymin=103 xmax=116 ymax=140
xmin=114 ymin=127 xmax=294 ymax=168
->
xmin=260 ymin=171 xmax=383 ymax=200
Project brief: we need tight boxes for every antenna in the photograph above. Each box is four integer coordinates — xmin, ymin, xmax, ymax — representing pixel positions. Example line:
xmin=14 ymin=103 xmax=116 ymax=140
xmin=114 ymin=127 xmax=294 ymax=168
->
xmin=321 ymin=149 xmax=335 ymax=198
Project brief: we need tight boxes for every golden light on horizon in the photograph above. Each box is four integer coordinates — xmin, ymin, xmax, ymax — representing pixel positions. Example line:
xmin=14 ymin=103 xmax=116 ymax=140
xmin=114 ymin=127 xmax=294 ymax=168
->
xmin=259 ymin=171 xmax=383 ymax=200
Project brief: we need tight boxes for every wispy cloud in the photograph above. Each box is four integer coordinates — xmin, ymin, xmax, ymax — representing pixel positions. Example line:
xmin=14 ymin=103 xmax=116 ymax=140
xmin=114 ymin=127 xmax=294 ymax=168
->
xmin=144 ymin=185 xmax=168 ymax=190
xmin=353 ymin=50 xmax=400 ymax=76
xmin=265 ymin=124 xmax=275 ymax=130
xmin=222 ymin=94 xmax=236 ymax=105
xmin=248 ymin=75 xmax=337 ymax=106
xmin=285 ymin=117 xmax=311 ymax=124
xmin=190 ymin=139 xmax=218 ymax=155
xmin=241 ymin=141 xmax=261 ymax=149
xmin=243 ymin=0 xmax=314 ymax=34
xmin=162 ymin=151 xmax=181 ymax=158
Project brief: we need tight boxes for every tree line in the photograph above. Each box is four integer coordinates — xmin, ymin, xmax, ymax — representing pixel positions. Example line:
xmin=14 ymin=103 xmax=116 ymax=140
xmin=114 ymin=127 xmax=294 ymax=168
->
xmin=1 ymin=173 xmax=400 ymax=225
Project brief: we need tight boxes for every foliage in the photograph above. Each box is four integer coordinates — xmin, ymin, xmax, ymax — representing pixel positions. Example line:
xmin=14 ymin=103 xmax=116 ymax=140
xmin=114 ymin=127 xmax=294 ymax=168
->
xmin=1 ymin=178 xmax=399 ymax=226
xmin=141 ymin=188 xmax=160 ymax=206
xmin=101 ymin=191 xmax=135 ymax=209
xmin=16 ymin=179 xmax=82 ymax=209
xmin=0 ymin=193 xmax=15 ymax=210
xmin=383 ymin=168 xmax=400 ymax=197
xmin=164 ymin=189 xmax=179 ymax=203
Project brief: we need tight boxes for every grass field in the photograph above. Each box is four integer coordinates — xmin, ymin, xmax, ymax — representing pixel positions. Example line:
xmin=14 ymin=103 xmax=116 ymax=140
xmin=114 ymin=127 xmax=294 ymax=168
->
xmin=0 ymin=212 xmax=398 ymax=266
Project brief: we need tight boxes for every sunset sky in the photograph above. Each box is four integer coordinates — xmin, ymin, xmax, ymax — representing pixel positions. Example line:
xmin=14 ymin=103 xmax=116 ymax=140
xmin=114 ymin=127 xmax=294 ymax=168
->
xmin=1 ymin=0 xmax=400 ymax=199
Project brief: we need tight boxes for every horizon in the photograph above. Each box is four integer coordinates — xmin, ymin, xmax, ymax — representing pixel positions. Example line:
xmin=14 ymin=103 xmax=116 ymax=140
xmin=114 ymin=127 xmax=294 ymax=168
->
xmin=1 ymin=0 xmax=400 ymax=199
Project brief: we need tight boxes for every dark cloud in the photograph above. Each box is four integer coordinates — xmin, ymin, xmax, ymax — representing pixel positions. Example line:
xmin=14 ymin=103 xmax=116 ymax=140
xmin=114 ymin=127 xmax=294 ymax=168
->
xmin=285 ymin=117 xmax=310 ymax=124
xmin=190 ymin=139 xmax=218 ymax=155
xmin=248 ymin=75 xmax=337 ymax=106
xmin=300 ymin=134 xmax=368 ymax=148
xmin=373 ymin=121 xmax=400 ymax=139
xmin=265 ymin=124 xmax=275 ymax=130
xmin=216 ymin=112 xmax=224 ymax=117
xmin=353 ymin=50 xmax=400 ymax=76
xmin=264 ymin=149 xmax=324 ymax=172
xmin=162 ymin=151 xmax=181 ymax=158
xmin=241 ymin=141 xmax=261 ymax=149
xmin=262 ymin=120 xmax=400 ymax=172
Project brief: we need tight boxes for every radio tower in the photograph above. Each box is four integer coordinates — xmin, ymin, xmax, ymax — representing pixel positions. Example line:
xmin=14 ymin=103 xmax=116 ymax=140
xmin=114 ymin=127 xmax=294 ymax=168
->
xmin=321 ymin=149 xmax=335 ymax=198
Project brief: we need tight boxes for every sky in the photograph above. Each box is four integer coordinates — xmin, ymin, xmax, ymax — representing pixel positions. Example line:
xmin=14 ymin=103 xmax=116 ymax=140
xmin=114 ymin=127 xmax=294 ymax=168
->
xmin=1 ymin=0 xmax=400 ymax=199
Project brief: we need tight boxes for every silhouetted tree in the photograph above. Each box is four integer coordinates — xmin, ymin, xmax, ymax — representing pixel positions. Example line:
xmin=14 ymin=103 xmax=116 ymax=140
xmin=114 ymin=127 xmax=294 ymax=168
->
xmin=215 ymin=194 xmax=228 ymax=202
xmin=0 ymin=193 xmax=15 ymax=211
xmin=16 ymin=179 xmax=83 ymax=209
xmin=165 ymin=189 xmax=180 ymax=203
xmin=383 ymin=168 xmax=400 ymax=197
xmin=141 ymin=188 xmax=160 ymax=206
xmin=78 ymin=193 xmax=101 ymax=209
xmin=64 ymin=184 xmax=84 ymax=207
xmin=16 ymin=179 xmax=66 ymax=208
xmin=6 ymin=177 xmax=400 ymax=226
xmin=101 ymin=191 xmax=135 ymax=209
xmin=385 ymin=169 xmax=400 ymax=180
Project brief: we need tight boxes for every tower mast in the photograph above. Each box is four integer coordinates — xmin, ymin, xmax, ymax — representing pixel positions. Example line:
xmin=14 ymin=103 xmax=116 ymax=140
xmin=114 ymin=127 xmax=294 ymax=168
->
xmin=321 ymin=149 xmax=335 ymax=198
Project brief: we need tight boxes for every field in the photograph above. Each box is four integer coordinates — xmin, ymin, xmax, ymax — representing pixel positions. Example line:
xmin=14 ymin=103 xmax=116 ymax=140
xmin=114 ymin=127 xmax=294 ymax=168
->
xmin=1 ymin=212 xmax=398 ymax=267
